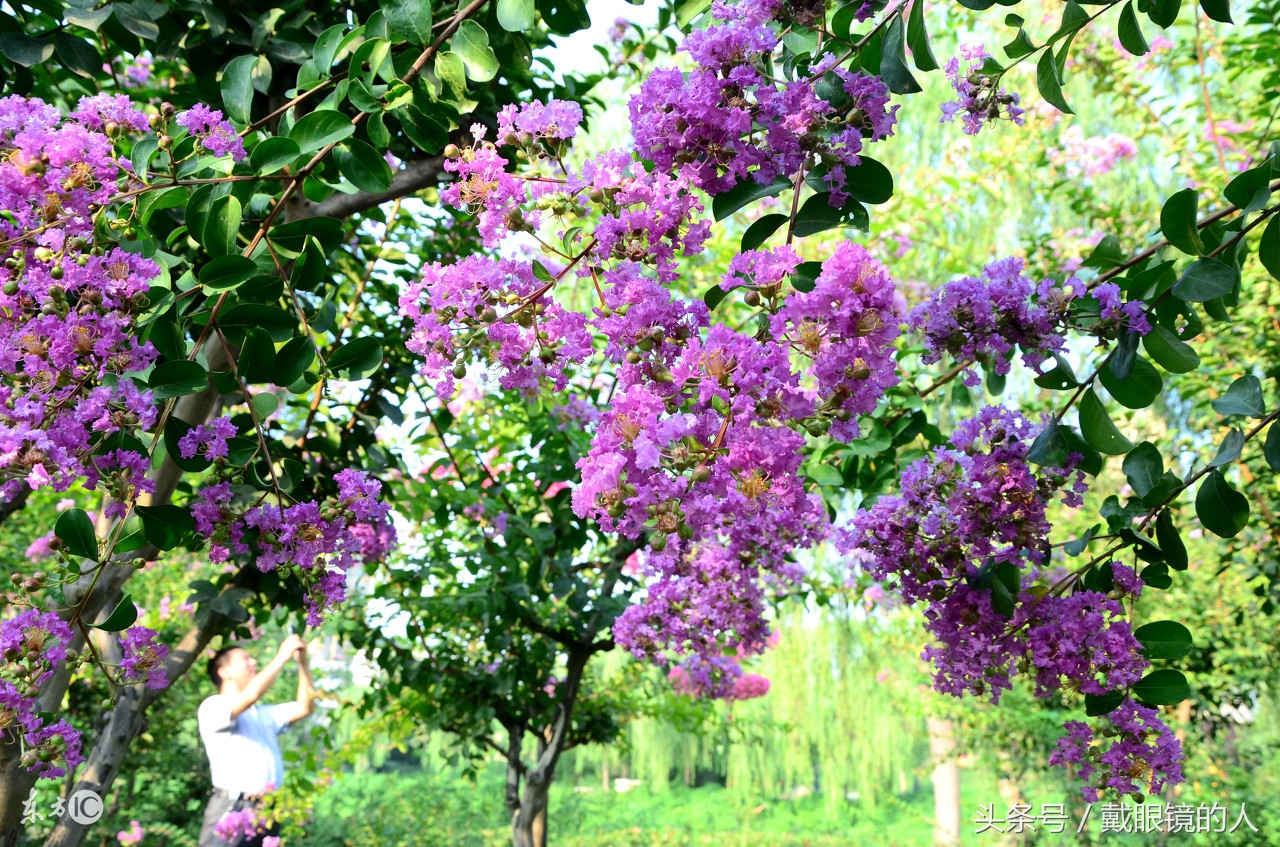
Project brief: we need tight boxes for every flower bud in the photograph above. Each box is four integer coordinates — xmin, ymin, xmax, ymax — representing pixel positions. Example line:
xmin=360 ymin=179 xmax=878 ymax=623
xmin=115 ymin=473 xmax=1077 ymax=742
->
xmin=453 ymin=363 xmax=467 ymax=379
xmin=626 ymin=350 xmax=641 ymax=364
xmin=161 ymin=102 xmax=175 ymax=119
xmin=744 ymin=290 xmax=761 ymax=307
xmin=444 ymin=144 xmax=461 ymax=159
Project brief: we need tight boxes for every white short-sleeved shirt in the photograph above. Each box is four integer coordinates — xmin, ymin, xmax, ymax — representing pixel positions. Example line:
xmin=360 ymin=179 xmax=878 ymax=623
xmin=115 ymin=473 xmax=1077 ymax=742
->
xmin=198 ymin=694 xmax=296 ymax=795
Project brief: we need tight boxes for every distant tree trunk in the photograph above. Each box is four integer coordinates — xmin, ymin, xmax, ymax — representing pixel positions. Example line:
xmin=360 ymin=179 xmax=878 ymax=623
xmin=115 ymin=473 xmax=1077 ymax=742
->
xmin=509 ymin=646 xmax=593 ymax=847
xmin=927 ymin=717 xmax=961 ymax=847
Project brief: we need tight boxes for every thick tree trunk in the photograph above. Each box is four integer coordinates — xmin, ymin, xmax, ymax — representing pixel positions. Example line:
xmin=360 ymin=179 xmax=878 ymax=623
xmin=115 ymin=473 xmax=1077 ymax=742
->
xmin=508 ymin=646 xmax=592 ymax=847
xmin=927 ymin=717 xmax=961 ymax=847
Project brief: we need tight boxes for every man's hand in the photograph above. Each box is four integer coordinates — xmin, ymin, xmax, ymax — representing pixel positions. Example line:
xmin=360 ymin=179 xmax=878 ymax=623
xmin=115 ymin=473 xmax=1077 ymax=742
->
xmin=276 ymin=634 xmax=305 ymax=662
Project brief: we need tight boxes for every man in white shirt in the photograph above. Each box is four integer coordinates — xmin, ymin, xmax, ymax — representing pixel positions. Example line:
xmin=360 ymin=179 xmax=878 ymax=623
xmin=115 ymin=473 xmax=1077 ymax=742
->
xmin=197 ymin=634 xmax=316 ymax=847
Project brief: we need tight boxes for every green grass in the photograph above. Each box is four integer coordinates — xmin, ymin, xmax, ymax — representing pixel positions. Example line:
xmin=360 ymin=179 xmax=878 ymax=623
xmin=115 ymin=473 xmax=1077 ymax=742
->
xmin=304 ymin=764 xmax=1008 ymax=847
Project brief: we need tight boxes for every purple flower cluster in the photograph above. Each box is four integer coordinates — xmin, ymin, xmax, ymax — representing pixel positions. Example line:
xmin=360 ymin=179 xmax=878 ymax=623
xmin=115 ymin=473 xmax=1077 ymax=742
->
xmin=939 ymin=44 xmax=1025 ymax=135
xmin=191 ymin=471 xmax=394 ymax=625
xmin=0 ymin=96 xmax=165 ymax=505
xmin=176 ymin=104 xmax=246 ymax=161
xmin=399 ymin=255 xmax=593 ymax=400
xmin=213 ymin=807 xmax=266 ymax=841
xmin=0 ymin=610 xmax=83 ymax=776
xmin=629 ymin=0 xmax=898 ymax=202
xmin=1048 ymin=126 xmax=1139 ymax=178
xmin=1051 ymin=699 xmax=1185 ymax=801
xmin=769 ymin=242 xmax=901 ymax=441
xmin=908 ymin=257 xmax=1080 ymax=386
xmin=177 ymin=416 xmax=238 ymax=461
xmin=846 ymin=406 xmax=1081 ymax=606
xmin=118 ymin=625 xmax=170 ymax=690
xmin=1092 ymin=282 xmax=1152 ymax=338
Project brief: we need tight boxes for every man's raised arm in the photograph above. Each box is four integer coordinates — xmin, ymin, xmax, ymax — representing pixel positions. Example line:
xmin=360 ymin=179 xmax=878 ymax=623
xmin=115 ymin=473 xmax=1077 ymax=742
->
xmin=281 ymin=641 xmax=318 ymax=725
xmin=227 ymin=634 xmax=305 ymax=719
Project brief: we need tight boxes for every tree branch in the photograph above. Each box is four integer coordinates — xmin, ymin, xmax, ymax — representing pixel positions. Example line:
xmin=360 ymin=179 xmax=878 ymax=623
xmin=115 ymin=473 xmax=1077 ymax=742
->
xmin=292 ymin=156 xmax=447 ymax=221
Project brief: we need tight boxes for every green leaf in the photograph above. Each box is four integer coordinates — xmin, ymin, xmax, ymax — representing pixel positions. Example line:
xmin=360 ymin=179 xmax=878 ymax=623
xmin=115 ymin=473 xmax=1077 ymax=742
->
xmin=834 ymin=157 xmax=895 ymax=205
xmin=905 ymin=0 xmax=939 ymax=71
xmin=198 ymin=255 xmax=258 ymax=292
xmin=1132 ymin=669 xmax=1190 ymax=706
xmin=239 ymin=328 xmax=278 ymax=384
xmin=1080 ymin=388 xmax=1133 ymax=455
xmin=0 ymin=32 xmax=54 ymax=67
xmin=1209 ymin=428 xmax=1245 ymax=467
xmin=1171 ymin=257 xmax=1239 ymax=302
xmin=64 ymin=6 xmax=113 ymax=30
xmin=221 ymin=55 xmax=257 ymax=124
xmin=498 ymin=0 xmax=536 ymax=30
xmin=1035 ymin=50 xmax=1073 ymax=114
xmin=990 ymin=561 xmax=1019 ymax=618
xmin=807 ymin=464 xmax=843 ymax=486
xmin=1195 ymin=469 xmax=1249 ymax=538
xmin=219 ymin=305 xmax=296 ymax=342
xmin=381 ymin=0 xmax=433 ymax=44
xmin=712 ymin=177 xmax=790 ymax=221
xmin=328 ymin=336 xmax=384 ymax=379
xmin=1259 ymin=214 xmax=1280 ymax=282
xmin=114 ymin=3 xmax=159 ymax=39
xmin=203 ymin=195 xmax=242 ymax=257
xmin=1134 ymin=621 xmax=1193 ymax=660
xmin=1224 ymin=160 xmax=1274 ymax=213
xmin=1199 ymin=0 xmax=1231 ymax=23
xmin=1140 ymin=562 xmax=1173 ymax=589
xmin=1033 ymin=354 xmax=1079 ymax=390
xmin=250 ymin=137 xmax=301 ymax=176
xmin=1160 ymin=188 xmax=1204 ymax=256
xmin=136 ymin=505 xmax=194 ymax=552
xmin=53 ymin=33 xmax=102 ymax=77
xmin=1122 ymin=442 xmax=1163 ymax=498
xmin=879 ymin=16 xmax=921 ymax=95
xmin=1099 ymin=354 xmax=1162 ymax=410
xmin=269 ymin=217 xmax=344 ymax=253
xmin=275 ymin=336 xmax=316 ymax=388
xmin=1085 ymin=691 xmax=1123 ymax=717
xmin=1117 ymin=1 xmax=1149 ymax=54
xmin=1210 ymin=375 xmax=1265 ymax=418
xmin=792 ymin=193 xmax=868 ymax=237
xmin=435 ymin=51 xmax=467 ymax=100
xmin=740 ymin=214 xmax=788 ymax=252
xmin=1265 ymin=422 xmax=1280 ymax=471
xmin=289 ymin=110 xmax=355 ymax=155
xmin=55 ymin=508 xmax=99 ymax=560
xmin=1156 ymin=510 xmax=1188 ymax=570
xmin=251 ymin=392 xmax=279 ymax=419
xmin=148 ymin=360 xmax=209 ymax=398
xmin=1055 ymin=0 xmax=1090 ymax=36
xmin=335 ymin=139 xmax=393 ymax=194
xmin=1027 ymin=420 xmax=1069 ymax=467
xmin=453 ymin=21 xmax=498 ymax=82
xmin=91 ymin=594 xmax=139 ymax=632
xmin=704 ymin=284 xmax=728 ymax=311
xmin=1148 ymin=0 xmax=1181 ymax=26
xmin=1143 ymin=325 xmax=1200 ymax=373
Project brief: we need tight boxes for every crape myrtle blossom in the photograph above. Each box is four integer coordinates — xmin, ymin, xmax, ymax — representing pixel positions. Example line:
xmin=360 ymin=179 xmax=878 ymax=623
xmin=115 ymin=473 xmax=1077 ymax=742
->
xmin=909 ymin=257 xmax=1150 ymax=386
xmin=175 ymin=104 xmax=246 ymax=162
xmin=1051 ymin=699 xmax=1184 ymax=801
xmin=118 ymin=625 xmax=170 ymax=690
xmin=191 ymin=470 xmax=395 ymax=625
xmin=0 ymin=94 xmax=243 ymax=507
xmin=629 ymin=0 xmax=899 ymax=203
xmin=0 ymin=610 xmax=84 ymax=777
xmin=940 ymin=43 xmax=1025 ymax=135
xmin=843 ymin=405 xmax=1180 ymax=797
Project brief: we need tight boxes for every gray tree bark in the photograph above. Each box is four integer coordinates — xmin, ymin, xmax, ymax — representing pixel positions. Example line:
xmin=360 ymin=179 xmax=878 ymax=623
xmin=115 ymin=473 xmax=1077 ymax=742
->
xmin=927 ymin=716 xmax=962 ymax=847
